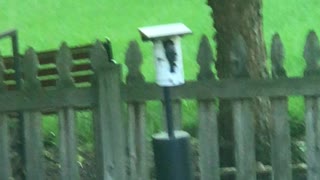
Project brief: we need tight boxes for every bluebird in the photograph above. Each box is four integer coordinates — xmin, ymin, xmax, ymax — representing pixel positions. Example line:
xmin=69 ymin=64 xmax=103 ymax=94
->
xmin=162 ymin=40 xmax=177 ymax=73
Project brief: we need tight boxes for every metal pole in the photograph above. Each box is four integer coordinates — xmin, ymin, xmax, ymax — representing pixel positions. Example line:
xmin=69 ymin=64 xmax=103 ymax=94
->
xmin=163 ymin=86 xmax=175 ymax=138
xmin=11 ymin=32 xmax=22 ymax=88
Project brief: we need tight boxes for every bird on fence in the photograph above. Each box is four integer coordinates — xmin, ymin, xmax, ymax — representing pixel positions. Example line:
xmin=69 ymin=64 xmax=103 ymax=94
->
xmin=103 ymin=37 xmax=116 ymax=64
xmin=162 ymin=39 xmax=177 ymax=73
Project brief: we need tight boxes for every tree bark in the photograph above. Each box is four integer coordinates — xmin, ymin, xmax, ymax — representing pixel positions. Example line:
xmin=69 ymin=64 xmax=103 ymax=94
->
xmin=208 ymin=0 xmax=270 ymax=167
xmin=211 ymin=0 xmax=267 ymax=79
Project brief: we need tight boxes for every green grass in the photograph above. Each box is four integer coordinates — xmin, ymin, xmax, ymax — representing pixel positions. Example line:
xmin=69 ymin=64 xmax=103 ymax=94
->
xmin=1 ymin=0 xmax=320 ymax=142
xmin=0 ymin=0 xmax=214 ymax=81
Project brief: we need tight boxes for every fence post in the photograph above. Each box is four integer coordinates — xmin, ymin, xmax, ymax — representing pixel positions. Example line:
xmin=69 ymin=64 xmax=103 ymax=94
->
xmin=22 ymin=48 xmax=44 ymax=180
xmin=303 ymin=31 xmax=320 ymax=180
xmin=90 ymin=41 xmax=126 ymax=180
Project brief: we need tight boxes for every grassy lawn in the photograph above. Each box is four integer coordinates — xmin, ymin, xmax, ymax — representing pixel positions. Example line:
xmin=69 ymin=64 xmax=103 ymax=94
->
xmin=1 ymin=0 xmax=320 ymax=143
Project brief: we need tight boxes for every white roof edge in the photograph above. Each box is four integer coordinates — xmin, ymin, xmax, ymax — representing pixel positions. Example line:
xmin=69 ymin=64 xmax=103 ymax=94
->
xmin=138 ymin=23 xmax=192 ymax=41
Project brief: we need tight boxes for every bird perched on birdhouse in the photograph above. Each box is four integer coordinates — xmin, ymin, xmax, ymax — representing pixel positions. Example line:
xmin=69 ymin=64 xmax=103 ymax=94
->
xmin=162 ymin=39 xmax=177 ymax=73
xmin=138 ymin=23 xmax=192 ymax=87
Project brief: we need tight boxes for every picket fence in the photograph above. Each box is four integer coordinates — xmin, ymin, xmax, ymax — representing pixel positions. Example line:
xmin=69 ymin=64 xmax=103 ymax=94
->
xmin=1 ymin=31 xmax=320 ymax=180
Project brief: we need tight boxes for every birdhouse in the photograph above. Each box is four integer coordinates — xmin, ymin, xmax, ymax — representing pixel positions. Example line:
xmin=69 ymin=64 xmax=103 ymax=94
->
xmin=138 ymin=23 xmax=192 ymax=87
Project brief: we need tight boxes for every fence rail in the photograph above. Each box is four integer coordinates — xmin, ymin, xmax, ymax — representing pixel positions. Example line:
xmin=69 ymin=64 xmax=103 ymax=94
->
xmin=0 ymin=31 xmax=320 ymax=180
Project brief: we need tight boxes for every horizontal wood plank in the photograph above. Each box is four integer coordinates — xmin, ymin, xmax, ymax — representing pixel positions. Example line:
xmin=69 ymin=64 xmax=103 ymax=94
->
xmin=124 ymin=77 xmax=320 ymax=101
xmin=3 ymin=45 xmax=93 ymax=90
xmin=2 ymin=77 xmax=320 ymax=112
xmin=0 ymin=87 xmax=95 ymax=112
xmin=4 ymin=63 xmax=92 ymax=80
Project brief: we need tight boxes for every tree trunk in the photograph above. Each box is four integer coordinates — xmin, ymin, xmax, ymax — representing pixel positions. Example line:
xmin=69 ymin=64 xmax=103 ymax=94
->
xmin=207 ymin=0 xmax=270 ymax=167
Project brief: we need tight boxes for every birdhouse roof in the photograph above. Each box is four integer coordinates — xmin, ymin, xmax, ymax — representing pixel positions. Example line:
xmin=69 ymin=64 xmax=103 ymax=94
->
xmin=138 ymin=23 xmax=192 ymax=41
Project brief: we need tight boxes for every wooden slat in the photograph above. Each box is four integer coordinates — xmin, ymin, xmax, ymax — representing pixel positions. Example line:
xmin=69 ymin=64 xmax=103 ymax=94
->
xmin=0 ymin=113 xmax=11 ymax=180
xmin=24 ymin=111 xmax=44 ymax=180
xmin=56 ymin=42 xmax=80 ymax=179
xmin=59 ymin=108 xmax=79 ymax=180
xmin=92 ymin=63 xmax=113 ymax=179
xmin=22 ymin=47 xmax=44 ymax=180
xmin=6 ymin=75 xmax=92 ymax=90
xmin=125 ymin=41 xmax=144 ymax=84
xmin=3 ymin=44 xmax=92 ymax=67
xmin=92 ymin=106 xmax=113 ymax=180
xmin=125 ymin=41 xmax=149 ymax=180
xmin=39 ymin=75 xmax=92 ymax=88
xmin=196 ymin=35 xmax=219 ymax=180
xmin=270 ymin=98 xmax=292 ymax=180
xmin=127 ymin=103 xmax=148 ymax=180
xmin=91 ymin=41 xmax=126 ymax=180
xmin=303 ymin=31 xmax=320 ymax=180
xmin=196 ymin=35 xmax=214 ymax=80
xmin=270 ymin=33 xmax=292 ymax=179
xmin=303 ymin=31 xmax=320 ymax=76
xmin=233 ymin=100 xmax=256 ymax=180
xmin=127 ymin=104 xmax=138 ymax=180
xmin=305 ymin=97 xmax=320 ymax=180
xmin=2 ymin=44 xmax=92 ymax=90
xmin=135 ymin=104 xmax=148 ymax=180
xmin=124 ymin=77 xmax=320 ymax=101
xmin=198 ymin=101 xmax=220 ymax=180
xmin=4 ymin=63 xmax=92 ymax=80
xmin=4 ymin=76 xmax=320 ymax=112
xmin=0 ymin=87 xmax=94 ymax=112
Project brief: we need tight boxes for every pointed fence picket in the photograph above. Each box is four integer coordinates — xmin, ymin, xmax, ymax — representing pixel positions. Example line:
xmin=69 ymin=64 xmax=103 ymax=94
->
xmin=196 ymin=35 xmax=220 ymax=180
xmin=125 ymin=41 xmax=149 ymax=180
xmin=270 ymin=33 xmax=292 ymax=180
xmin=1 ymin=31 xmax=320 ymax=180
xmin=22 ymin=48 xmax=45 ymax=180
xmin=304 ymin=31 xmax=320 ymax=180
xmin=56 ymin=43 xmax=79 ymax=180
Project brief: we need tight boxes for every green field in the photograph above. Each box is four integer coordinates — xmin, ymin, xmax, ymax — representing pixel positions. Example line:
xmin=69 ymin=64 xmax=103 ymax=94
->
xmin=1 ymin=0 xmax=320 ymax=142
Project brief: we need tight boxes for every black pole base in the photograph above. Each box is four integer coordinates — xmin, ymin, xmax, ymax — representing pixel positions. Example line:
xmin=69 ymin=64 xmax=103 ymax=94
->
xmin=152 ymin=131 xmax=194 ymax=180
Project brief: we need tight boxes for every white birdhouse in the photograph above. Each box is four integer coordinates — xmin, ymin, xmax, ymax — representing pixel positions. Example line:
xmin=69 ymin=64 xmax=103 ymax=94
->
xmin=138 ymin=23 xmax=192 ymax=87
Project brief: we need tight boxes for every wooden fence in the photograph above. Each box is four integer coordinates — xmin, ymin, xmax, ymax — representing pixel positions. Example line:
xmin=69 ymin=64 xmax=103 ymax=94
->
xmin=1 ymin=31 xmax=320 ymax=180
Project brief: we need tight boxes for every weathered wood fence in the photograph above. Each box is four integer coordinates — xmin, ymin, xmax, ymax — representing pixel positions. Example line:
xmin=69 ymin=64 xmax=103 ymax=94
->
xmin=1 ymin=31 xmax=320 ymax=180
